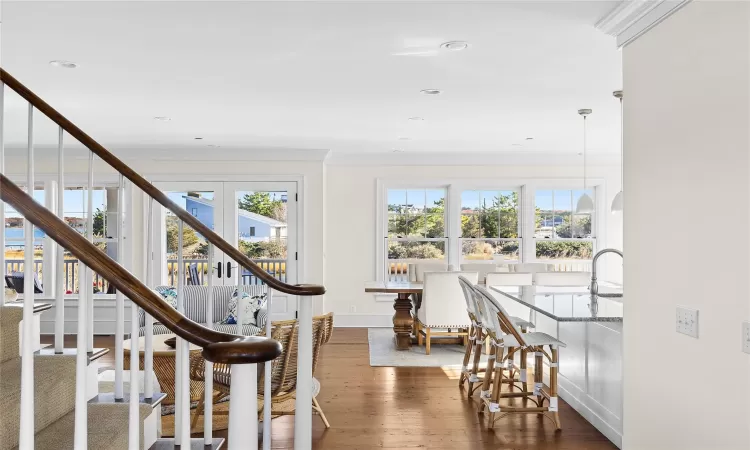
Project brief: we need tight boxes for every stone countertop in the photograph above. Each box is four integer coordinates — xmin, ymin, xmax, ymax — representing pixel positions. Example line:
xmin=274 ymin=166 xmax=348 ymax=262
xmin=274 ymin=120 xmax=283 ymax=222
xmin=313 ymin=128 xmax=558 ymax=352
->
xmin=489 ymin=285 xmax=623 ymax=322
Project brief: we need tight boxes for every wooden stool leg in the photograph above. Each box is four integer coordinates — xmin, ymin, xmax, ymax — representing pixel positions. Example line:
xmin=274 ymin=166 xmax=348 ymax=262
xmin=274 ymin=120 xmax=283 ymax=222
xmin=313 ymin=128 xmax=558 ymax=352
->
xmin=534 ymin=349 xmax=544 ymax=410
xmin=478 ymin=338 xmax=496 ymax=414
xmin=550 ymin=346 xmax=561 ymax=430
xmin=488 ymin=344 xmax=505 ymax=429
xmin=191 ymin=392 xmax=206 ymax=429
xmin=312 ymin=397 xmax=331 ymax=428
xmin=460 ymin=324 xmax=474 ymax=386
xmin=468 ymin=328 xmax=484 ymax=397
xmin=520 ymin=348 xmax=528 ymax=402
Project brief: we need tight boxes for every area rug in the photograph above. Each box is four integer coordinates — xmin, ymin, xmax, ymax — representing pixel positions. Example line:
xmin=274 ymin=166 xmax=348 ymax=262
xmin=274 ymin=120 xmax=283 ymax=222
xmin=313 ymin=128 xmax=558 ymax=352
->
xmin=368 ymin=328 xmax=488 ymax=368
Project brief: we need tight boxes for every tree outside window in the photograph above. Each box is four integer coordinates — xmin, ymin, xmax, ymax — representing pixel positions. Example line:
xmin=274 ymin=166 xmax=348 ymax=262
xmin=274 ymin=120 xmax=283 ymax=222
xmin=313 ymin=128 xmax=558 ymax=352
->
xmin=460 ymin=190 xmax=520 ymax=261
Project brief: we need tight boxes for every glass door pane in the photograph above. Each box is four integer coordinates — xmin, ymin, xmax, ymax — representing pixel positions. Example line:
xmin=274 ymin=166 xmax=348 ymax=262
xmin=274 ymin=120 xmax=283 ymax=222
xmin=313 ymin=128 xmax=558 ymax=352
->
xmin=153 ymin=182 xmax=224 ymax=288
xmin=224 ymin=182 xmax=297 ymax=319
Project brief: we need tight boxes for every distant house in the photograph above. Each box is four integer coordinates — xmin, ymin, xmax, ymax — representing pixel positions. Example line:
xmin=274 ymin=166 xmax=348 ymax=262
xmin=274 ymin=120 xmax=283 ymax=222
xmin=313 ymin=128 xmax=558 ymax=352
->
xmin=184 ymin=195 xmax=287 ymax=243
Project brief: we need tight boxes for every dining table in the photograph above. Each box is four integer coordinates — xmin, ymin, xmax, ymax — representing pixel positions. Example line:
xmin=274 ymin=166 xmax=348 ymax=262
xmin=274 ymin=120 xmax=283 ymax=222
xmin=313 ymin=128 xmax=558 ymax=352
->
xmin=364 ymin=281 xmax=423 ymax=350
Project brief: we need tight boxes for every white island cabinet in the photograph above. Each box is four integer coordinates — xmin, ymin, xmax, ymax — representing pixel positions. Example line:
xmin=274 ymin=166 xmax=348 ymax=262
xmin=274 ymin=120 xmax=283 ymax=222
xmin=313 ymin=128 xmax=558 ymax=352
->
xmin=489 ymin=285 xmax=624 ymax=448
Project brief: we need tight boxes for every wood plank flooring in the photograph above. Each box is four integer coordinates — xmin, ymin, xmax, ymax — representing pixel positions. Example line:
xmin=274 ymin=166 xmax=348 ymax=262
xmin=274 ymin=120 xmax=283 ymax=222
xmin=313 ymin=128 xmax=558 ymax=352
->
xmin=44 ymin=330 xmax=617 ymax=449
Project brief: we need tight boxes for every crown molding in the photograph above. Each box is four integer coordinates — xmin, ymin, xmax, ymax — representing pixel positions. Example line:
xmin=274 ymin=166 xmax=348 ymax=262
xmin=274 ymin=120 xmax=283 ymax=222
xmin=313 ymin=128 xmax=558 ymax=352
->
xmin=325 ymin=151 xmax=620 ymax=167
xmin=596 ymin=0 xmax=691 ymax=48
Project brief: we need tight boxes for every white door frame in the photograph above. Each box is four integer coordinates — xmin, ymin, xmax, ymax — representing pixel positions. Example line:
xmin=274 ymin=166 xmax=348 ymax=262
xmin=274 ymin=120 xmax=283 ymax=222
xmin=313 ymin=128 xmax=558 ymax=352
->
xmin=146 ymin=175 xmax=304 ymax=320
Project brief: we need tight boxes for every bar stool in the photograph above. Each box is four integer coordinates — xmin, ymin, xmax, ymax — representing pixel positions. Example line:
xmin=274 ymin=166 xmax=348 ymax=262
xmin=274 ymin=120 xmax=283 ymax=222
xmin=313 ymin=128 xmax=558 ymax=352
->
xmin=473 ymin=284 xmax=567 ymax=430
xmin=458 ymin=276 xmax=534 ymax=399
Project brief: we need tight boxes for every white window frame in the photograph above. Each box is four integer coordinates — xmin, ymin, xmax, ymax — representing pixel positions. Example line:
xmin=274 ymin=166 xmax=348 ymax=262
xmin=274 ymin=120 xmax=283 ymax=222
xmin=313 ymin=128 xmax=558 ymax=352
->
xmin=526 ymin=180 xmax=606 ymax=266
xmin=376 ymin=181 xmax=451 ymax=283
xmin=457 ymin=186 xmax=523 ymax=264
xmin=375 ymin=178 xmax=607 ymax=286
xmin=6 ymin=172 xmax=129 ymax=300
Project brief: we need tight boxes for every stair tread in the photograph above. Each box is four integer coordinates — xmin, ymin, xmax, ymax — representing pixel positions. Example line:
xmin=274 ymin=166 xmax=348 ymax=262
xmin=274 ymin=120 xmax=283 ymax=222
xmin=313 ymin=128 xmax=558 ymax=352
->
xmin=0 ymin=354 xmax=77 ymax=450
xmin=91 ymin=392 xmax=168 ymax=408
xmin=36 ymin=347 xmax=110 ymax=363
xmin=3 ymin=301 xmax=53 ymax=314
xmin=11 ymin=402 xmax=154 ymax=450
xmin=150 ymin=438 xmax=225 ymax=450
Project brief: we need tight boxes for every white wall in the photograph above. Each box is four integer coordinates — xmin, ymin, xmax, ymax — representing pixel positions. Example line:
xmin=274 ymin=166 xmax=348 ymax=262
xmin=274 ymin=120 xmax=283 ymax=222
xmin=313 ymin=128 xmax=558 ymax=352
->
xmin=623 ymin=2 xmax=750 ymax=449
xmin=325 ymin=164 xmax=622 ymax=326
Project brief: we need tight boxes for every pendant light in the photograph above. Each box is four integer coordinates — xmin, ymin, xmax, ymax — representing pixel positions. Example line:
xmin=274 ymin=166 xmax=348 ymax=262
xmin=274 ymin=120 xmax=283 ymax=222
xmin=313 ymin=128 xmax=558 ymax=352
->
xmin=611 ymin=90 xmax=624 ymax=214
xmin=575 ymin=108 xmax=595 ymax=214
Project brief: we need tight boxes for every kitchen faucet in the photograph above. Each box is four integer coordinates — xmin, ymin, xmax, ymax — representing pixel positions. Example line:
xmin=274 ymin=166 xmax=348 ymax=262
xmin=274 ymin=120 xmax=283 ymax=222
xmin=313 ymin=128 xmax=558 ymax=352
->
xmin=590 ymin=248 xmax=623 ymax=298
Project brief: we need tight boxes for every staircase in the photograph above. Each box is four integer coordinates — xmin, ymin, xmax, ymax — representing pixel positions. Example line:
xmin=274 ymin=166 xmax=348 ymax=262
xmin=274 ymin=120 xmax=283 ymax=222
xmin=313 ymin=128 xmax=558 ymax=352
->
xmin=0 ymin=68 xmax=326 ymax=449
xmin=1 ymin=306 xmax=154 ymax=449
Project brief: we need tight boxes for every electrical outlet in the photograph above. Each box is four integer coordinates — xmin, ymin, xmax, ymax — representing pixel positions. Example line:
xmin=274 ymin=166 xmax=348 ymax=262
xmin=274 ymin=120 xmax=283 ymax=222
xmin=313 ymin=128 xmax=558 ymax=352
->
xmin=349 ymin=305 xmax=356 ymax=313
xmin=676 ymin=306 xmax=699 ymax=338
xmin=743 ymin=322 xmax=750 ymax=354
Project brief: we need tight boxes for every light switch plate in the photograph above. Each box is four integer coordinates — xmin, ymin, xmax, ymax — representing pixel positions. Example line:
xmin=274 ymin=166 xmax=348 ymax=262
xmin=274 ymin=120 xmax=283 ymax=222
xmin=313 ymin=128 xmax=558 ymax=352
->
xmin=743 ymin=322 xmax=750 ymax=354
xmin=676 ymin=306 xmax=699 ymax=338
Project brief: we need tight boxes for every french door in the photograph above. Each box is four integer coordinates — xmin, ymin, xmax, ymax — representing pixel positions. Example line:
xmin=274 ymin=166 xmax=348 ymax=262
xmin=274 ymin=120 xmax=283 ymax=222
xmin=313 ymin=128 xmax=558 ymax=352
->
xmin=152 ymin=180 xmax=298 ymax=320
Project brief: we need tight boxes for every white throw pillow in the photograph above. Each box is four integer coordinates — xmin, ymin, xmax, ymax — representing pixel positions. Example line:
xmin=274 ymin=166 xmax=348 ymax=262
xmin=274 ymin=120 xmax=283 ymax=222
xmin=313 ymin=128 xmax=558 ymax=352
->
xmin=222 ymin=289 xmax=267 ymax=326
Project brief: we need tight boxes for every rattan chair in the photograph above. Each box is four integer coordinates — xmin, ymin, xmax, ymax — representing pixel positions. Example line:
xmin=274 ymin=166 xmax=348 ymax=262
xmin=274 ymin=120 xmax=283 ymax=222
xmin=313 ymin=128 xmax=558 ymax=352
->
xmin=189 ymin=313 xmax=333 ymax=429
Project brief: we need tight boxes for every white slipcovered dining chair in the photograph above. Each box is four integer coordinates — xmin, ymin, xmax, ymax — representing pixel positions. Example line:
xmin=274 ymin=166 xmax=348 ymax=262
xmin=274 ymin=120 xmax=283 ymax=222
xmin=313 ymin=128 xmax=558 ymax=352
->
xmin=534 ymin=271 xmax=591 ymax=287
xmin=416 ymin=271 xmax=478 ymax=355
xmin=410 ymin=262 xmax=449 ymax=282
xmin=460 ymin=263 xmax=499 ymax=284
xmin=506 ymin=263 xmax=555 ymax=274
xmin=486 ymin=272 xmax=533 ymax=287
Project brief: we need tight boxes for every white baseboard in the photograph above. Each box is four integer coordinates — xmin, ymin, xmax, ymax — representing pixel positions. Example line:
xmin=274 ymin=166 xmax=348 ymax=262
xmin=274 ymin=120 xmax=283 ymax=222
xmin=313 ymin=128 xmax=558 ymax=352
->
xmin=333 ymin=313 xmax=392 ymax=328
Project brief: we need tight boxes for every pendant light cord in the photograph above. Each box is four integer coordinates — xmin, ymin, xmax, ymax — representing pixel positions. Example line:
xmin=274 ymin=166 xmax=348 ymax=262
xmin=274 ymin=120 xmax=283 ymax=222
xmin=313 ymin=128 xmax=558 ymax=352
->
xmin=583 ymin=115 xmax=587 ymax=191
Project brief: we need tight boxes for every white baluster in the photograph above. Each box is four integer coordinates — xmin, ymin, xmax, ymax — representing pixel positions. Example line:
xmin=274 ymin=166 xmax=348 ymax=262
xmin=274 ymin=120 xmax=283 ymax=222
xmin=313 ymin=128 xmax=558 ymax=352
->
xmin=122 ymin=178 xmax=139 ymax=449
xmin=175 ymin=221 xmax=191 ymax=445
xmin=19 ymin=103 xmax=35 ymax=449
xmin=295 ymin=296 xmax=313 ymax=449
xmin=128 ymin=301 xmax=140 ymax=449
xmin=0 ymin=82 xmax=5 ymax=306
xmin=204 ymin=244 xmax=214 ymax=445
xmin=144 ymin=198 xmax=154 ymax=400
xmin=229 ymin=364 xmax=258 ymax=450
xmin=263 ymin=289 xmax=273 ymax=450
xmin=55 ymin=127 xmax=65 ymax=353
xmin=115 ymin=174 xmax=125 ymax=399
xmin=86 ymin=152 xmax=94 ymax=352
xmin=74 ymin=262 xmax=88 ymax=449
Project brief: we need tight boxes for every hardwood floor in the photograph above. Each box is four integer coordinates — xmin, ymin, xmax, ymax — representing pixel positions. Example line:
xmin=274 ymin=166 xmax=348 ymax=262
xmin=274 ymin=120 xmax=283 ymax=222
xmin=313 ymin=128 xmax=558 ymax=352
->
xmin=44 ymin=330 xmax=617 ymax=449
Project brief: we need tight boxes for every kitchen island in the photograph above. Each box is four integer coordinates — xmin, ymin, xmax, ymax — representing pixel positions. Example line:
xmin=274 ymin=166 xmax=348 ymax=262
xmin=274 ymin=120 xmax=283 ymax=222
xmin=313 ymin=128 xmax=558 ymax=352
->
xmin=489 ymin=285 xmax=623 ymax=448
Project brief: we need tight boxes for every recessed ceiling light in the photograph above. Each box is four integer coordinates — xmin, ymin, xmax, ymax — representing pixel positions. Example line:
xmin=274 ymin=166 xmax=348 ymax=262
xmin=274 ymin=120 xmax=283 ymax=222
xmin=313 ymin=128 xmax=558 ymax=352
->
xmin=440 ymin=41 xmax=469 ymax=51
xmin=207 ymin=144 xmax=221 ymax=148
xmin=398 ymin=137 xmax=412 ymax=141
xmin=392 ymin=148 xmax=404 ymax=153
xmin=512 ymin=143 xmax=523 ymax=147
xmin=420 ymin=89 xmax=442 ymax=95
xmin=408 ymin=117 xmax=425 ymax=121
xmin=525 ymin=137 xmax=534 ymax=141
xmin=154 ymin=116 xmax=171 ymax=121
xmin=194 ymin=137 xmax=203 ymax=140
xmin=49 ymin=60 xmax=78 ymax=69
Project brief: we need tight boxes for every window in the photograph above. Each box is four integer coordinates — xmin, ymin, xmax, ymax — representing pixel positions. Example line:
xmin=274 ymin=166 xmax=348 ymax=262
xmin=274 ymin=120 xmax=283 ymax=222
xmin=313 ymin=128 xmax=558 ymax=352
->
xmin=4 ymin=184 xmax=122 ymax=295
xmin=386 ymin=188 xmax=446 ymax=274
xmin=249 ymin=226 xmax=256 ymax=237
xmin=191 ymin=207 xmax=198 ymax=217
xmin=534 ymin=189 xmax=594 ymax=260
xmin=460 ymin=190 xmax=520 ymax=261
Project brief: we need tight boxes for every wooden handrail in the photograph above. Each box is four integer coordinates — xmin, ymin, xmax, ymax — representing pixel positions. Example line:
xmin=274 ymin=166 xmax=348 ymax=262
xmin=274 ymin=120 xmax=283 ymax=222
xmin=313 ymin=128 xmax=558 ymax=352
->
xmin=0 ymin=174 xmax=281 ymax=364
xmin=0 ymin=68 xmax=325 ymax=297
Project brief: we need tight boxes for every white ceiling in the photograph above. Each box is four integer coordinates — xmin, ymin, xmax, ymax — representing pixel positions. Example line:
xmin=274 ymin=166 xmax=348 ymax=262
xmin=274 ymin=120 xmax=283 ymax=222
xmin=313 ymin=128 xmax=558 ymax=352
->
xmin=0 ymin=1 xmax=622 ymax=159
